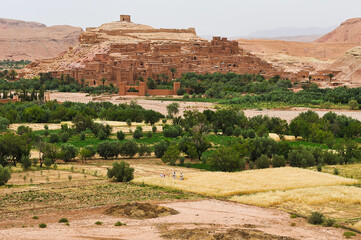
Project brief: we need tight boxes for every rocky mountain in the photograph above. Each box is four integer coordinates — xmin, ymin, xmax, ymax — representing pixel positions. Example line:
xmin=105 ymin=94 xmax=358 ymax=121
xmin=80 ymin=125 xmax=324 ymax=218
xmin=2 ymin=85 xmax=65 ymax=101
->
xmin=315 ymin=18 xmax=361 ymax=44
xmin=0 ymin=18 xmax=82 ymax=61
xmin=328 ymin=47 xmax=361 ymax=84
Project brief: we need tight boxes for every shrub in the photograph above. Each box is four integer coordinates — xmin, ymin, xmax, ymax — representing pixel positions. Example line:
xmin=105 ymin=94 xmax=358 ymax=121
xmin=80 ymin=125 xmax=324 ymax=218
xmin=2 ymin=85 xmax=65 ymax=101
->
xmin=80 ymin=133 xmax=86 ymax=141
xmin=349 ymin=100 xmax=358 ymax=110
xmin=0 ymin=165 xmax=11 ymax=186
xmin=154 ymin=141 xmax=169 ymax=158
xmin=183 ymin=93 xmax=190 ymax=99
xmin=177 ymin=88 xmax=186 ymax=96
xmin=147 ymin=131 xmax=153 ymax=138
xmin=114 ymin=221 xmax=126 ymax=226
xmin=255 ymin=155 xmax=270 ymax=169
xmin=79 ymin=147 xmax=96 ymax=162
xmin=58 ymin=218 xmax=69 ymax=223
xmin=152 ymin=125 xmax=157 ymax=133
xmin=17 ymin=125 xmax=32 ymax=136
xmin=334 ymin=168 xmax=339 ymax=175
xmin=44 ymin=158 xmax=53 ymax=168
xmin=133 ymin=129 xmax=143 ymax=139
xmin=138 ymin=144 xmax=151 ymax=157
xmin=39 ymin=223 xmax=47 ymax=228
xmin=233 ymin=127 xmax=242 ymax=137
xmin=60 ymin=132 xmax=70 ymax=143
xmin=120 ymin=140 xmax=139 ymax=158
xmin=207 ymin=146 xmax=245 ymax=172
xmin=272 ymin=154 xmax=286 ymax=168
xmin=161 ymin=145 xmax=180 ymax=165
xmin=98 ymin=129 xmax=108 ymax=140
xmin=0 ymin=117 xmax=10 ymax=130
xmin=60 ymin=144 xmax=78 ymax=162
xmin=107 ymin=161 xmax=134 ymax=182
xmin=163 ymin=125 xmax=183 ymax=138
xmin=308 ymin=212 xmax=324 ymax=225
xmin=97 ymin=141 xmax=120 ymax=159
xmin=343 ymin=231 xmax=357 ymax=238
xmin=224 ymin=126 xmax=234 ymax=136
xmin=323 ymin=218 xmax=335 ymax=227
xmin=317 ymin=164 xmax=322 ymax=172
xmin=49 ymin=134 xmax=60 ymax=143
xmin=32 ymin=216 xmax=39 ymax=219
xmin=116 ymin=130 xmax=125 ymax=140
xmin=95 ymin=221 xmax=103 ymax=225
xmin=126 ymin=119 xmax=132 ymax=127
xmin=21 ymin=156 xmax=32 ymax=171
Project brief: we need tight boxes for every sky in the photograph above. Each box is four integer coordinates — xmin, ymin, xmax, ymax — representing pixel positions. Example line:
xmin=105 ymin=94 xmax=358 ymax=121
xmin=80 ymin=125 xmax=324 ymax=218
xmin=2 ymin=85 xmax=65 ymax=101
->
xmin=0 ymin=0 xmax=360 ymax=37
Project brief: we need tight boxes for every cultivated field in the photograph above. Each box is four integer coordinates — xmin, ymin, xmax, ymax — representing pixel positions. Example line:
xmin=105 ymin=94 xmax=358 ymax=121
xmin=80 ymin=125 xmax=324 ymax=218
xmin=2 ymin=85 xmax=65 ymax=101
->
xmin=132 ymin=167 xmax=357 ymax=196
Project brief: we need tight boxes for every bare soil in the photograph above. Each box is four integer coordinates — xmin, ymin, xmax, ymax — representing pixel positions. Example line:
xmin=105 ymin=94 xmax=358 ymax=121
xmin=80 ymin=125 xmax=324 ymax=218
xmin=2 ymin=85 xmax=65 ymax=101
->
xmin=0 ymin=200 xmax=354 ymax=240
xmin=105 ymin=202 xmax=179 ymax=219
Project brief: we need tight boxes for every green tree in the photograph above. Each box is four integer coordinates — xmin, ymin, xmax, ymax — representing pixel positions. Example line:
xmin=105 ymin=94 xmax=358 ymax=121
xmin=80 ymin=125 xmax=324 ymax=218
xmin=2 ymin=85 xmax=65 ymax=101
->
xmin=72 ymin=113 xmax=93 ymax=132
xmin=328 ymin=73 xmax=335 ymax=82
xmin=116 ymin=130 xmax=125 ymax=140
xmin=146 ymin=77 xmax=157 ymax=89
xmin=161 ymin=145 xmax=180 ymax=165
xmin=0 ymin=165 xmax=11 ymax=186
xmin=207 ymin=146 xmax=245 ymax=172
xmin=349 ymin=100 xmax=358 ymax=110
xmin=107 ymin=161 xmax=134 ymax=182
xmin=255 ymin=154 xmax=270 ymax=169
xmin=97 ymin=141 xmax=120 ymax=159
xmin=170 ymin=68 xmax=177 ymax=79
xmin=59 ymin=144 xmax=78 ymax=162
xmin=101 ymin=78 xmax=106 ymax=90
xmin=166 ymin=103 xmax=180 ymax=118
xmin=79 ymin=147 xmax=96 ymax=163
xmin=120 ymin=140 xmax=139 ymax=158
xmin=0 ymin=117 xmax=10 ymax=130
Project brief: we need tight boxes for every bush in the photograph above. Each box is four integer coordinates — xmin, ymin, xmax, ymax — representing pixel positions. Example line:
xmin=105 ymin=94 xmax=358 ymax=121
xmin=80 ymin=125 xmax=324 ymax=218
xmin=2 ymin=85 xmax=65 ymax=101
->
xmin=39 ymin=223 xmax=47 ymax=228
xmin=59 ymin=144 xmax=78 ymax=162
xmin=317 ymin=164 xmax=322 ymax=172
xmin=233 ymin=127 xmax=242 ymax=137
xmin=161 ymin=145 xmax=180 ymax=165
xmin=80 ymin=133 xmax=86 ymax=141
xmin=207 ymin=146 xmax=245 ymax=172
xmin=183 ymin=93 xmax=190 ymax=99
xmin=126 ymin=119 xmax=132 ymax=127
xmin=44 ymin=158 xmax=53 ymax=168
xmin=60 ymin=132 xmax=70 ymax=143
xmin=163 ymin=125 xmax=183 ymax=138
xmin=120 ymin=140 xmax=139 ymax=158
xmin=308 ymin=212 xmax=324 ymax=225
xmin=107 ymin=161 xmax=134 ymax=182
xmin=138 ymin=144 xmax=151 ymax=157
xmin=334 ymin=168 xmax=339 ymax=175
xmin=272 ymin=154 xmax=286 ymax=168
xmin=95 ymin=221 xmax=103 ymax=225
xmin=21 ymin=156 xmax=32 ymax=171
xmin=49 ymin=134 xmax=60 ymax=143
xmin=116 ymin=130 xmax=125 ymax=140
xmin=17 ymin=125 xmax=32 ymax=136
xmin=255 ymin=155 xmax=270 ymax=169
xmin=114 ymin=221 xmax=126 ymax=226
xmin=133 ymin=129 xmax=143 ymax=139
xmin=343 ymin=231 xmax=357 ymax=238
xmin=152 ymin=125 xmax=157 ymax=133
xmin=58 ymin=218 xmax=69 ymax=223
xmin=349 ymin=100 xmax=358 ymax=110
xmin=147 ymin=131 xmax=153 ymax=138
xmin=177 ymin=88 xmax=186 ymax=96
xmin=0 ymin=117 xmax=10 ymax=130
xmin=79 ymin=146 xmax=96 ymax=162
xmin=97 ymin=141 xmax=120 ymax=159
xmin=32 ymin=216 xmax=39 ymax=219
xmin=323 ymin=218 xmax=335 ymax=227
xmin=154 ymin=141 xmax=169 ymax=158
xmin=0 ymin=165 xmax=11 ymax=186
xmin=98 ymin=129 xmax=108 ymax=140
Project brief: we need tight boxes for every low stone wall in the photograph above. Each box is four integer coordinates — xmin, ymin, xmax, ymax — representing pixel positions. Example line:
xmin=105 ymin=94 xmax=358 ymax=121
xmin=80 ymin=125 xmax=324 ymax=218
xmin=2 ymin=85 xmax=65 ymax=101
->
xmin=147 ymin=89 xmax=174 ymax=96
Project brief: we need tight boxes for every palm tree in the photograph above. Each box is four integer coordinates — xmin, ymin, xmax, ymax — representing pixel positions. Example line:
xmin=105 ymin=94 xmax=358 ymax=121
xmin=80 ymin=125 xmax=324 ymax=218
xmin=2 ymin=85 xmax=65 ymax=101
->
xmin=81 ymin=79 xmax=85 ymax=88
xmin=9 ymin=69 xmax=17 ymax=80
xmin=101 ymin=78 xmax=106 ymax=90
xmin=328 ymin=73 xmax=335 ymax=82
xmin=308 ymin=75 xmax=312 ymax=85
xmin=170 ymin=68 xmax=177 ymax=79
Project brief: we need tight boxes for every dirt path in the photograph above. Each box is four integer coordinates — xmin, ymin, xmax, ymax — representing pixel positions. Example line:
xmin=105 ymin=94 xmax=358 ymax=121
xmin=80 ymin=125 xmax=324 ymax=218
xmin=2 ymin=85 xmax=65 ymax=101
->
xmin=0 ymin=199 xmax=353 ymax=240
xmin=50 ymin=92 xmax=361 ymax=122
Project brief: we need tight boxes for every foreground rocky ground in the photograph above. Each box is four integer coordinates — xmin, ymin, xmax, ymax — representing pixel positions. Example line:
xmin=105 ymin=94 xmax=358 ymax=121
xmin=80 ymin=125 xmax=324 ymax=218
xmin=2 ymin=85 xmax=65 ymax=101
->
xmin=0 ymin=200 xmax=351 ymax=240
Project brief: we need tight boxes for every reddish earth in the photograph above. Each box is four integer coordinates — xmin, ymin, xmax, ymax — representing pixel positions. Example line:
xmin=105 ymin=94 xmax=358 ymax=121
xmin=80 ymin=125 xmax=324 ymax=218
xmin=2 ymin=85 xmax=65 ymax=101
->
xmin=0 ymin=18 xmax=82 ymax=61
xmin=0 ymin=200 xmax=352 ymax=240
xmin=315 ymin=18 xmax=361 ymax=44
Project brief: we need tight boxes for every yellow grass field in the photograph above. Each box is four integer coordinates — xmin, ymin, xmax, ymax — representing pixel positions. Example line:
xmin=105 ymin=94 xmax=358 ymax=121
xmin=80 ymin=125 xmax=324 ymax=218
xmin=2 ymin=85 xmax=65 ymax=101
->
xmin=230 ymin=186 xmax=361 ymax=207
xmin=132 ymin=167 xmax=357 ymax=197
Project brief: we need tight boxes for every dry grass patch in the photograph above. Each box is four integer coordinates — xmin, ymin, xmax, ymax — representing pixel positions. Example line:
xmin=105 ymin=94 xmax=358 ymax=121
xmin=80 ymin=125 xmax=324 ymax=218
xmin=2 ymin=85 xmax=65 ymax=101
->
xmin=354 ymin=221 xmax=361 ymax=231
xmin=133 ymin=167 xmax=357 ymax=197
xmin=231 ymin=186 xmax=361 ymax=207
xmin=315 ymin=163 xmax=361 ymax=180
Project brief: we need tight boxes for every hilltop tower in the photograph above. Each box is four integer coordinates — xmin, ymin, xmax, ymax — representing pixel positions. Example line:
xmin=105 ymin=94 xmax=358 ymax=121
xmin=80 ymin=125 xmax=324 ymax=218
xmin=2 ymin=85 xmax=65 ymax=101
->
xmin=120 ymin=15 xmax=131 ymax=22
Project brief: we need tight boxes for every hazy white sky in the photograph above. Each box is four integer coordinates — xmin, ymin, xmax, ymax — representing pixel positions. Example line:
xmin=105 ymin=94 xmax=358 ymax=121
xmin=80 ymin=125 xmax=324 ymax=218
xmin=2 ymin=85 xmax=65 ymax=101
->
xmin=1 ymin=0 xmax=360 ymax=36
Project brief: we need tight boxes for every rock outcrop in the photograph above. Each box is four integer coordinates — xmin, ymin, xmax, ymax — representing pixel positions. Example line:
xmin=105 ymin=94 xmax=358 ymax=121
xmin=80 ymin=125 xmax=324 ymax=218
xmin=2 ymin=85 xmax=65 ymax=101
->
xmin=315 ymin=18 xmax=361 ymax=44
xmin=0 ymin=18 xmax=82 ymax=61
xmin=328 ymin=47 xmax=361 ymax=84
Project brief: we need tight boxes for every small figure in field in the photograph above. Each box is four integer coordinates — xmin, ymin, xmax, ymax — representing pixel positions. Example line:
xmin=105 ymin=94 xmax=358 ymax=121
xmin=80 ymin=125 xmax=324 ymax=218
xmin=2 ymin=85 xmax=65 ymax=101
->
xmin=180 ymin=173 xmax=184 ymax=180
xmin=173 ymin=171 xmax=176 ymax=179
xmin=160 ymin=173 xmax=165 ymax=178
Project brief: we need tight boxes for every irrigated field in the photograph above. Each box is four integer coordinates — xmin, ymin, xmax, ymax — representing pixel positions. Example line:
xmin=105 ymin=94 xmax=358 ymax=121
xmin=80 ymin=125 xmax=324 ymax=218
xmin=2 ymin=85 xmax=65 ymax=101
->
xmin=132 ymin=167 xmax=357 ymax=197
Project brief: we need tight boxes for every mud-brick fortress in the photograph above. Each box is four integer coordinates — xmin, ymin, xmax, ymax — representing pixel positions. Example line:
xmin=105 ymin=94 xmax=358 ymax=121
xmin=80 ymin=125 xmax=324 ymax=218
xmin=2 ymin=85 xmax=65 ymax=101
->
xmin=25 ymin=15 xmax=309 ymax=96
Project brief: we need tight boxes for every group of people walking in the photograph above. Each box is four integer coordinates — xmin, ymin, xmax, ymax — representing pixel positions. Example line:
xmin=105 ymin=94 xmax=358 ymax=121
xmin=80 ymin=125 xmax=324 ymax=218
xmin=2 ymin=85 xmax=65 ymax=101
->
xmin=160 ymin=171 xmax=184 ymax=180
